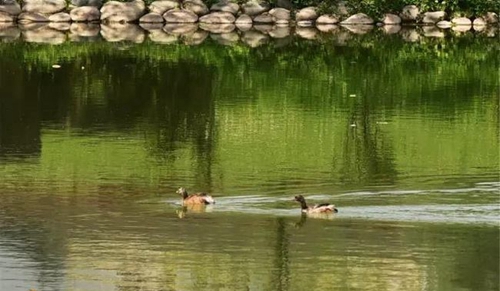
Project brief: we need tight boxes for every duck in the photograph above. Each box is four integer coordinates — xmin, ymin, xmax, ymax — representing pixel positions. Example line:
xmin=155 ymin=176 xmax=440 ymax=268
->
xmin=294 ymin=195 xmax=338 ymax=214
xmin=176 ymin=187 xmax=215 ymax=205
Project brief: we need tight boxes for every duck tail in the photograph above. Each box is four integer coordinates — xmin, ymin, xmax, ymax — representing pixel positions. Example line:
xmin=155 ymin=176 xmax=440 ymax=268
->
xmin=203 ymin=195 xmax=216 ymax=204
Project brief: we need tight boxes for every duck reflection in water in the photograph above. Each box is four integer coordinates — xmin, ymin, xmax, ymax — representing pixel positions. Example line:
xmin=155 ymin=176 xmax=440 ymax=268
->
xmin=176 ymin=203 xmax=214 ymax=219
xmin=293 ymin=212 xmax=336 ymax=228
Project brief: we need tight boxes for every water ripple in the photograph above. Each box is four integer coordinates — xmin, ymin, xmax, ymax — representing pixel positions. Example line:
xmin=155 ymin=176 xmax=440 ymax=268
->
xmin=162 ymin=182 xmax=500 ymax=225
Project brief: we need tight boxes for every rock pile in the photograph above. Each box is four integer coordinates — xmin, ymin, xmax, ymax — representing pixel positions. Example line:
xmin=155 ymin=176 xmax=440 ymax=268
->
xmin=0 ymin=0 xmax=497 ymax=32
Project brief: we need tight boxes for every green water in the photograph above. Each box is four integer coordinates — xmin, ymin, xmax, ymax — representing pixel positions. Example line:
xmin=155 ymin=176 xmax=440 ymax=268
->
xmin=0 ymin=29 xmax=498 ymax=291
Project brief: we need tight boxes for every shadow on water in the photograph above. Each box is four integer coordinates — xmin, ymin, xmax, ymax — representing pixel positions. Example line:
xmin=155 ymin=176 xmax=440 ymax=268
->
xmin=69 ymin=56 xmax=218 ymax=191
xmin=272 ymin=217 xmax=290 ymax=291
xmin=141 ymin=61 xmax=217 ymax=191
xmin=0 ymin=214 xmax=67 ymax=290
xmin=0 ymin=61 xmax=41 ymax=159
xmin=339 ymin=94 xmax=398 ymax=187
xmin=0 ymin=50 xmax=220 ymax=189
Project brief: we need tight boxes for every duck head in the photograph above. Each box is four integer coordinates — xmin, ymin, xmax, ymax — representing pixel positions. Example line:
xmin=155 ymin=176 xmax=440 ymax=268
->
xmin=176 ymin=187 xmax=188 ymax=198
xmin=294 ymin=195 xmax=308 ymax=210
xmin=294 ymin=195 xmax=306 ymax=203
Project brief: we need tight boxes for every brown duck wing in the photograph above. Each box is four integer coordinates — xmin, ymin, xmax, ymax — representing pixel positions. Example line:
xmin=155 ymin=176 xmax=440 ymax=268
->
xmin=184 ymin=195 xmax=206 ymax=204
xmin=184 ymin=193 xmax=215 ymax=204
xmin=314 ymin=203 xmax=332 ymax=208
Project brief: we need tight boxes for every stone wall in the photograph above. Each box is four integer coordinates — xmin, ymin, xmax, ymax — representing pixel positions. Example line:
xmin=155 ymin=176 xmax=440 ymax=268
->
xmin=0 ymin=0 xmax=498 ymax=29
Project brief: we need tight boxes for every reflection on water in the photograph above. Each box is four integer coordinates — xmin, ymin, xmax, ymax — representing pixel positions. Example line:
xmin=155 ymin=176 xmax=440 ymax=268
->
xmin=1 ymin=184 xmax=497 ymax=290
xmin=0 ymin=195 xmax=498 ymax=291
xmin=175 ymin=204 xmax=215 ymax=218
xmin=0 ymin=24 xmax=498 ymax=291
xmin=0 ymin=22 xmax=498 ymax=45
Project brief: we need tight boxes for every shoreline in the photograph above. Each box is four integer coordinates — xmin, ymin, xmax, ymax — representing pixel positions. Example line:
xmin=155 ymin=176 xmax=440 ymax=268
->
xmin=1 ymin=21 xmax=497 ymax=45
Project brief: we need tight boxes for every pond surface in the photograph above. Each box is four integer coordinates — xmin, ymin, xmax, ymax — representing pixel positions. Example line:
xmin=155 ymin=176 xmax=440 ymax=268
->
xmin=0 ymin=29 xmax=498 ymax=291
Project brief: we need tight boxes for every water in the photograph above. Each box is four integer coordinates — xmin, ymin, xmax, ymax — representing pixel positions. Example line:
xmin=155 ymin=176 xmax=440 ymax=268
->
xmin=0 ymin=25 xmax=499 ymax=291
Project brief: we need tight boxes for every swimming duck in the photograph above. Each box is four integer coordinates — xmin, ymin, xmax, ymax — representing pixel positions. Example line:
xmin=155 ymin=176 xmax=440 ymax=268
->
xmin=176 ymin=187 xmax=215 ymax=205
xmin=294 ymin=195 xmax=338 ymax=214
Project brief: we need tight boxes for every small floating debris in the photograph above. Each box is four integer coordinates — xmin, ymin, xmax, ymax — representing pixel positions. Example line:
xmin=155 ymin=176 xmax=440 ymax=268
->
xmin=376 ymin=121 xmax=389 ymax=125
xmin=349 ymin=94 xmax=357 ymax=97
xmin=52 ymin=64 xmax=61 ymax=69
xmin=81 ymin=66 xmax=85 ymax=70
xmin=350 ymin=123 xmax=357 ymax=127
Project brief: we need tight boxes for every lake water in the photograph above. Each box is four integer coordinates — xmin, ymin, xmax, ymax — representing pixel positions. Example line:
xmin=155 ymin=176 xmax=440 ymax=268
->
xmin=0 ymin=24 xmax=498 ymax=291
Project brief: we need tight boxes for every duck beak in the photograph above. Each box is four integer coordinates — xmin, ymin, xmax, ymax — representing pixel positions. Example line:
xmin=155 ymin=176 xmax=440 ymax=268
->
xmin=334 ymin=208 xmax=339 ymax=213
